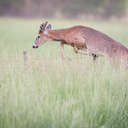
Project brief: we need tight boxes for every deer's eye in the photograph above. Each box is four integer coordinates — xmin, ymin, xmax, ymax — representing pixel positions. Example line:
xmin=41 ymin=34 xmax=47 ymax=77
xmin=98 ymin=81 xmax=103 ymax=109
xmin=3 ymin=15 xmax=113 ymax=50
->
xmin=39 ymin=30 xmax=42 ymax=33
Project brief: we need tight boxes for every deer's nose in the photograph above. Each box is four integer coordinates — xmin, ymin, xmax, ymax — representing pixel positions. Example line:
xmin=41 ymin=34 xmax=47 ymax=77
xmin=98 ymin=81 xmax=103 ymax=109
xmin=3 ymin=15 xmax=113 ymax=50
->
xmin=33 ymin=45 xmax=38 ymax=48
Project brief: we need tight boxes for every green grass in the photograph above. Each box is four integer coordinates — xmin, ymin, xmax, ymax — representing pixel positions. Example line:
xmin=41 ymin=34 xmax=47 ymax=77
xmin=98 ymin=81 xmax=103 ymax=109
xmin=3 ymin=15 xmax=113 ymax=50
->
xmin=0 ymin=17 xmax=128 ymax=128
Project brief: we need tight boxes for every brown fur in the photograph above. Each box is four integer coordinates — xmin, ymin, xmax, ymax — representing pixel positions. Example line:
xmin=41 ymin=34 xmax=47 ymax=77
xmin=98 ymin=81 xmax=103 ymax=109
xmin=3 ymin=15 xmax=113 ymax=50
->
xmin=34 ymin=24 xmax=128 ymax=65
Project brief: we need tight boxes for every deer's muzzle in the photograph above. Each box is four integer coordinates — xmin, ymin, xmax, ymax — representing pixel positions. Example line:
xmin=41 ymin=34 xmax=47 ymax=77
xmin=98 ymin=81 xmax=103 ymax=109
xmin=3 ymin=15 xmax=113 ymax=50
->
xmin=33 ymin=45 xmax=38 ymax=48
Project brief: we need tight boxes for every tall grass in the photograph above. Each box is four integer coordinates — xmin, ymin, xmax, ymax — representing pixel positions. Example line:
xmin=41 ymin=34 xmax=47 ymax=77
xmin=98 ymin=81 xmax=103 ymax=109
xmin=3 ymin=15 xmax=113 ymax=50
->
xmin=0 ymin=18 xmax=128 ymax=128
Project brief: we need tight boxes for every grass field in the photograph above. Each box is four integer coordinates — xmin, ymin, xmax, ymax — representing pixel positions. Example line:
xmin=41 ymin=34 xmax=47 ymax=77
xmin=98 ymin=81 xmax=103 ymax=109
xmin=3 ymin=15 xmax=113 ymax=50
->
xmin=0 ymin=17 xmax=128 ymax=128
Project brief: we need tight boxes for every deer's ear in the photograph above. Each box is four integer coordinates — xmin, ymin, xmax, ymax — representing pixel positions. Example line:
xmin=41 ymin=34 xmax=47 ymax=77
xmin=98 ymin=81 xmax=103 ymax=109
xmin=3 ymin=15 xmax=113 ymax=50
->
xmin=46 ymin=24 xmax=52 ymax=30
xmin=44 ymin=21 xmax=48 ymax=28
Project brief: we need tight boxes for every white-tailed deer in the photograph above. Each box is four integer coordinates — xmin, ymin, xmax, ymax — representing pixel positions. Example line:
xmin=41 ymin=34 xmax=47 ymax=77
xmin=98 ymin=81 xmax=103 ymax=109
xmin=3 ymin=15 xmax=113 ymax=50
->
xmin=33 ymin=21 xmax=128 ymax=66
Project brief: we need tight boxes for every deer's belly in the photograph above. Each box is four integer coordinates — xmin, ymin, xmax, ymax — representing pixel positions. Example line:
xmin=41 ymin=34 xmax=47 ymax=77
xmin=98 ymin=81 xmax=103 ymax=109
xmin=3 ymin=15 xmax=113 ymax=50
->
xmin=64 ymin=41 xmax=87 ymax=49
xmin=72 ymin=42 xmax=87 ymax=49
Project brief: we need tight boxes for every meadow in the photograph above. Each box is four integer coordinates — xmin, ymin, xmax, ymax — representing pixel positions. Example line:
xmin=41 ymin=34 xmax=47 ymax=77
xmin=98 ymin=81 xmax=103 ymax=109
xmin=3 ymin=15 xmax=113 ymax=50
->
xmin=0 ymin=17 xmax=128 ymax=128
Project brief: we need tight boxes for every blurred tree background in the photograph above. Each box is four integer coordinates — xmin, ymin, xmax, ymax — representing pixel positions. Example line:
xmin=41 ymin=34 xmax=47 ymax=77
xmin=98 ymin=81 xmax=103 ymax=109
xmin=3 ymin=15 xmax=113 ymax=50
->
xmin=0 ymin=0 xmax=127 ymax=19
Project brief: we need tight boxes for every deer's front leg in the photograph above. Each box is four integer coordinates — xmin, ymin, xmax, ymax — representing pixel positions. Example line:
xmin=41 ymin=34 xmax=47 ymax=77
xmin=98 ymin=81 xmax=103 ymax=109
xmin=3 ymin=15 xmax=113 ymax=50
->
xmin=74 ymin=46 xmax=78 ymax=53
xmin=60 ymin=42 xmax=65 ymax=60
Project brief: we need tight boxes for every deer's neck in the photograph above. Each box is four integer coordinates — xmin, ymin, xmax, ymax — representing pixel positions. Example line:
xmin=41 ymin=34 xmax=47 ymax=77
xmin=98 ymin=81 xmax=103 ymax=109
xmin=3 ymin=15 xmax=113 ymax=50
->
xmin=47 ymin=29 xmax=66 ymax=41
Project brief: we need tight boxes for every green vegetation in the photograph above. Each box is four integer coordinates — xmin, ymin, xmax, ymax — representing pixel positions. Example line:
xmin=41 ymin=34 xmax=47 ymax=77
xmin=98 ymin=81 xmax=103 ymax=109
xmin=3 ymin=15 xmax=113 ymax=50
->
xmin=0 ymin=18 xmax=128 ymax=128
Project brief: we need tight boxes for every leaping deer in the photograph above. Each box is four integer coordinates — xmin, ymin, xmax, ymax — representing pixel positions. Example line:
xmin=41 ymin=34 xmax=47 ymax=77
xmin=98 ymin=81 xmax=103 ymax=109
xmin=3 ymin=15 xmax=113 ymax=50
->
xmin=33 ymin=21 xmax=128 ymax=66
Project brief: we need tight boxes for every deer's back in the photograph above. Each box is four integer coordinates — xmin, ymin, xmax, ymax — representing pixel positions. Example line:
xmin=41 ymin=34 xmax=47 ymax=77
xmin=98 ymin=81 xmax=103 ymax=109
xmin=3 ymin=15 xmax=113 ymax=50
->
xmin=65 ymin=26 xmax=128 ymax=58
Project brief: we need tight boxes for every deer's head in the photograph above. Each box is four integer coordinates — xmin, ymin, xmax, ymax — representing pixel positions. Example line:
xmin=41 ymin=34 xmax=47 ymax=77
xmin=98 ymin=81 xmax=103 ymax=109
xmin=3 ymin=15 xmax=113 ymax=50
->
xmin=33 ymin=21 xmax=52 ymax=48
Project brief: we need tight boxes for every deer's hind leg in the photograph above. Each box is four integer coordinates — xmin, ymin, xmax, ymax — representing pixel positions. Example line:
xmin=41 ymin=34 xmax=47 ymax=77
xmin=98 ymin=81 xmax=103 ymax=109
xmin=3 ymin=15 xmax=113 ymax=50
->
xmin=73 ymin=46 xmax=98 ymax=62
xmin=73 ymin=46 xmax=88 ymax=55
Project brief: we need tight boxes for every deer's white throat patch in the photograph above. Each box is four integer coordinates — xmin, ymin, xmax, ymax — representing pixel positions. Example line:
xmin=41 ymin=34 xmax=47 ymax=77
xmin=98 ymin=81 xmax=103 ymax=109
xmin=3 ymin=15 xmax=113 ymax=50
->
xmin=44 ymin=31 xmax=48 ymax=35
